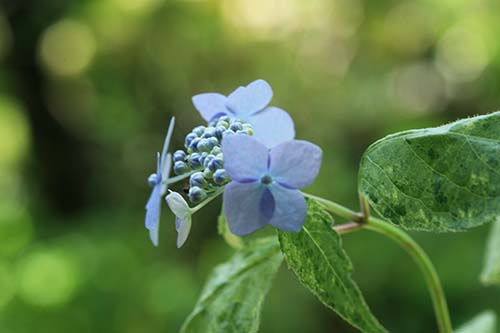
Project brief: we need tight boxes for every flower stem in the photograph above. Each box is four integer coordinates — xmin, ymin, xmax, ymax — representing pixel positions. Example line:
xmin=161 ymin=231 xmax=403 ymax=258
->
xmin=191 ymin=187 xmax=224 ymax=213
xmin=164 ymin=172 xmax=194 ymax=185
xmin=365 ymin=217 xmax=453 ymax=333
xmin=302 ymin=192 xmax=362 ymax=222
xmin=303 ymin=193 xmax=453 ymax=333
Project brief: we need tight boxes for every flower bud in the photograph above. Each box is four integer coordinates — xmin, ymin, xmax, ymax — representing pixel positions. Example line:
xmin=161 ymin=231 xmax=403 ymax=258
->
xmin=203 ymin=154 xmax=215 ymax=169
xmin=217 ymin=120 xmax=229 ymax=129
xmin=203 ymin=167 xmax=213 ymax=179
xmin=185 ymin=133 xmax=198 ymax=148
xmin=188 ymin=137 xmax=201 ymax=152
xmin=197 ymin=152 xmax=208 ymax=165
xmin=148 ymin=173 xmax=159 ymax=187
xmin=207 ymin=137 xmax=219 ymax=148
xmin=230 ymin=122 xmax=243 ymax=131
xmin=196 ymin=138 xmax=209 ymax=152
xmin=214 ymin=126 xmax=225 ymax=140
xmin=213 ymin=169 xmax=230 ymax=185
xmin=189 ymin=186 xmax=206 ymax=203
xmin=189 ymin=172 xmax=209 ymax=188
xmin=211 ymin=146 xmax=222 ymax=156
xmin=173 ymin=150 xmax=186 ymax=162
xmin=173 ymin=161 xmax=189 ymax=175
xmin=192 ymin=125 xmax=206 ymax=136
xmin=208 ymin=157 xmax=224 ymax=172
xmin=202 ymin=127 xmax=217 ymax=138
xmin=222 ymin=130 xmax=235 ymax=138
xmin=188 ymin=153 xmax=202 ymax=169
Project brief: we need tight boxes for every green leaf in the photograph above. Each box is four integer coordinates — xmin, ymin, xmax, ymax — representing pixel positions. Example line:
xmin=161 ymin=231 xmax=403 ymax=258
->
xmin=481 ymin=218 xmax=500 ymax=285
xmin=455 ymin=311 xmax=496 ymax=333
xmin=278 ymin=199 xmax=387 ymax=333
xmin=180 ymin=236 xmax=282 ymax=333
xmin=359 ymin=111 xmax=500 ymax=232
xmin=217 ymin=213 xmax=244 ymax=250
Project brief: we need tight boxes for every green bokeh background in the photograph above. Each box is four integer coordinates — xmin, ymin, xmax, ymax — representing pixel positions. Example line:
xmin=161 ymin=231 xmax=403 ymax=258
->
xmin=0 ymin=0 xmax=499 ymax=332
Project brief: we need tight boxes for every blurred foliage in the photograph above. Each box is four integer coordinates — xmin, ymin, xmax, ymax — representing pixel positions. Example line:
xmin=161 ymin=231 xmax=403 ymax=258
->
xmin=0 ymin=0 xmax=499 ymax=332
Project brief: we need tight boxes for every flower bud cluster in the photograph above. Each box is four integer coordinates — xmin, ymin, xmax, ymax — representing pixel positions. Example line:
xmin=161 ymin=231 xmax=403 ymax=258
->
xmin=172 ymin=116 xmax=253 ymax=203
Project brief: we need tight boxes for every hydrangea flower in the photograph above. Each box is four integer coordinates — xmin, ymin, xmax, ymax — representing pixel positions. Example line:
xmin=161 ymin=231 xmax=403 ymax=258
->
xmin=222 ymin=134 xmax=322 ymax=235
xmin=145 ymin=117 xmax=175 ymax=246
xmin=192 ymin=79 xmax=295 ymax=148
xmin=165 ymin=192 xmax=192 ymax=248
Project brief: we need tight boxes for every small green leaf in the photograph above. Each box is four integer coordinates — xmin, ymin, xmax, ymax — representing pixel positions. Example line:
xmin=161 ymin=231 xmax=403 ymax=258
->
xmin=180 ymin=237 xmax=282 ymax=333
xmin=217 ymin=213 xmax=244 ymax=250
xmin=455 ymin=311 xmax=496 ymax=333
xmin=359 ymin=111 xmax=500 ymax=232
xmin=481 ymin=218 xmax=500 ymax=285
xmin=278 ymin=199 xmax=387 ymax=333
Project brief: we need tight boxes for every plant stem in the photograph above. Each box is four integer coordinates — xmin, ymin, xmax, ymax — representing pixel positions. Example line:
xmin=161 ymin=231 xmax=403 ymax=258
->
xmin=365 ymin=217 xmax=453 ymax=333
xmin=303 ymin=193 xmax=453 ymax=333
xmin=191 ymin=187 xmax=224 ymax=213
xmin=302 ymin=192 xmax=362 ymax=222
xmin=164 ymin=172 xmax=194 ymax=185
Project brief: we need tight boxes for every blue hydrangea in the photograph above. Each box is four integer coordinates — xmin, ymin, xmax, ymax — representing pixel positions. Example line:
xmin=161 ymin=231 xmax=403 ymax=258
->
xmin=221 ymin=135 xmax=322 ymax=235
xmin=192 ymin=79 xmax=295 ymax=148
xmin=145 ymin=117 xmax=175 ymax=246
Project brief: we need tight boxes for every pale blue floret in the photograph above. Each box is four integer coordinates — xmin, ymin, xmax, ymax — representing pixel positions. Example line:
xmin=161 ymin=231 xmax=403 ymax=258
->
xmin=221 ymin=135 xmax=322 ymax=236
xmin=165 ymin=191 xmax=192 ymax=248
xmin=192 ymin=79 xmax=295 ymax=148
xmin=145 ymin=117 xmax=175 ymax=246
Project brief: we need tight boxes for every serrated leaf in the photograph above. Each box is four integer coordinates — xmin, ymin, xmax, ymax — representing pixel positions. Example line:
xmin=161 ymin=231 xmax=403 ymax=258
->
xmin=359 ymin=111 xmax=500 ymax=232
xmin=180 ymin=236 xmax=282 ymax=333
xmin=278 ymin=199 xmax=387 ymax=333
xmin=481 ymin=218 xmax=500 ymax=285
xmin=455 ymin=311 xmax=496 ymax=333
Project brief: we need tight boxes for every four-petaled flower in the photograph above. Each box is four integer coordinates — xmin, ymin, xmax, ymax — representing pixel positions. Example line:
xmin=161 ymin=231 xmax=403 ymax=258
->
xmin=222 ymin=134 xmax=322 ymax=235
xmin=145 ymin=117 xmax=175 ymax=246
xmin=192 ymin=79 xmax=295 ymax=148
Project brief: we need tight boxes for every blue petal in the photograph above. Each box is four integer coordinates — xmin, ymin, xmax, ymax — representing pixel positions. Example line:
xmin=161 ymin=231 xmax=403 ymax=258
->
xmin=149 ymin=224 xmax=159 ymax=247
xmin=192 ymin=93 xmax=229 ymax=121
xmin=176 ymin=216 xmax=192 ymax=248
xmin=247 ymin=107 xmax=295 ymax=148
xmin=222 ymin=135 xmax=268 ymax=182
xmin=227 ymin=79 xmax=273 ymax=116
xmin=268 ymin=185 xmax=306 ymax=232
xmin=145 ymin=185 xmax=161 ymax=230
xmin=223 ymin=181 xmax=267 ymax=236
xmin=269 ymin=140 xmax=322 ymax=189
xmin=160 ymin=117 xmax=175 ymax=169
xmin=160 ymin=153 xmax=172 ymax=195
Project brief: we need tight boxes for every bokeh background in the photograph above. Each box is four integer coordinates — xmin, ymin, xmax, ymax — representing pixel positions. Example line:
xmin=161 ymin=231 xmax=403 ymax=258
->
xmin=0 ymin=0 xmax=499 ymax=332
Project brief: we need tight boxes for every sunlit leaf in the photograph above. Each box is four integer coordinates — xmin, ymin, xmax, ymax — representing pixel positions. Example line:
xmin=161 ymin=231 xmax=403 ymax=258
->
xmin=278 ymin=199 xmax=387 ymax=333
xmin=359 ymin=111 xmax=500 ymax=232
xmin=481 ymin=218 xmax=500 ymax=285
xmin=455 ymin=310 xmax=496 ymax=333
xmin=180 ymin=236 xmax=282 ymax=333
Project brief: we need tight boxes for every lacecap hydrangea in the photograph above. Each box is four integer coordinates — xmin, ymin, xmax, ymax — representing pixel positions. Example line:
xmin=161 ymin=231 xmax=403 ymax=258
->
xmin=145 ymin=79 xmax=321 ymax=248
